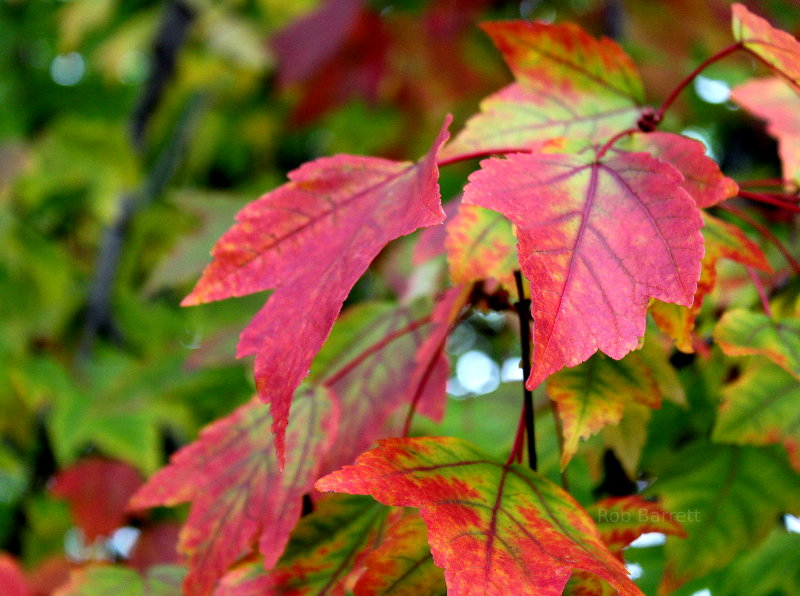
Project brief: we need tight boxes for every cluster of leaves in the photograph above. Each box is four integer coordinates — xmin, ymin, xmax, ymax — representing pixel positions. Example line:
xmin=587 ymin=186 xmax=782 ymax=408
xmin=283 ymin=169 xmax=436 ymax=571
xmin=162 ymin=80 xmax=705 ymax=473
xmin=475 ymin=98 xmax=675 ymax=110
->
xmin=2 ymin=1 xmax=800 ymax=595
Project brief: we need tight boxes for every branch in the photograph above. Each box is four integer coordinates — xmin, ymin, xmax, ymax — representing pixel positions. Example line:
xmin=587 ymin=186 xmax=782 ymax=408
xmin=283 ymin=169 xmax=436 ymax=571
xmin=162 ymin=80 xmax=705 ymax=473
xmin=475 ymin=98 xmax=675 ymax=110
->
xmin=78 ymin=94 xmax=204 ymax=361
xmin=513 ymin=270 xmax=537 ymax=471
xmin=130 ymin=0 xmax=196 ymax=150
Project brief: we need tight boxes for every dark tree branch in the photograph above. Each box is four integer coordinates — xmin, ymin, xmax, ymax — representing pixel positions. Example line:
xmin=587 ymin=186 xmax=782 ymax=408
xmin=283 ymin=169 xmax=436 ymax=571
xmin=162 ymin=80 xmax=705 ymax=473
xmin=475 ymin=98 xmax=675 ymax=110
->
xmin=131 ymin=0 xmax=196 ymax=151
xmin=514 ymin=270 xmax=537 ymax=471
xmin=78 ymin=1 xmax=199 ymax=361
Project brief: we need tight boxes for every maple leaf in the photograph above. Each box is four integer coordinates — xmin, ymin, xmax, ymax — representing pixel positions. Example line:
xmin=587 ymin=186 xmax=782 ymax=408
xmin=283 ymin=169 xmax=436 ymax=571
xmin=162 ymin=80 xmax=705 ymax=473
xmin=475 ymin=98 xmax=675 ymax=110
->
xmin=0 ymin=554 xmax=27 ymax=596
xmin=53 ymin=565 xmax=185 ymax=596
xmin=445 ymin=203 xmax=517 ymax=293
xmin=546 ymin=351 xmax=661 ymax=469
xmin=214 ymin=495 xmax=388 ymax=596
xmin=587 ymin=496 xmax=686 ymax=559
xmin=128 ymin=387 xmax=338 ymax=596
xmin=648 ymin=442 xmax=800 ymax=591
xmin=183 ymin=118 xmax=450 ymax=465
xmin=413 ymin=199 xmax=461 ymax=265
xmin=714 ymin=359 xmax=800 ymax=470
xmin=732 ymin=3 xmax=800 ymax=90
xmin=732 ymin=76 xmax=800 ymax=183
xmin=270 ymin=0 xmax=362 ymax=89
xmin=51 ymin=457 xmax=143 ymax=540
xmin=316 ymin=437 xmax=642 ymax=596
xmin=463 ymin=148 xmax=704 ymax=388
xmin=354 ymin=511 xmax=446 ymax=596
xmin=650 ymin=212 xmax=770 ymax=352
xmin=564 ymin=496 xmax=686 ymax=595
xmin=443 ymin=20 xmax=644 ymax=160
xmin=713 ymin=529 xmax=800 ymax=595
xmin=714 ymin=309 xmax=800 ymax=380
xmin=616 ymin=132 xmax=738 ymax=208
xmin=129 ymin=522 xmax=182 ymax=572
xmin=314 ymin=287 xmax=468 ymax=474
xmin=269 ymin=0 xmax=389 ymax=124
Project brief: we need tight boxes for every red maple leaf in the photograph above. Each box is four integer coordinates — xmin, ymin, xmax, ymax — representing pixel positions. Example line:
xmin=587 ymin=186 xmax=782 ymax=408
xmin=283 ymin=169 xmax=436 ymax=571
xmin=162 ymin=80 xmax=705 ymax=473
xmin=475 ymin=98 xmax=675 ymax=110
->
xmin=183 ymin=118 xmax=450 ymax=466
xmin=128 ymin=388 xmax=338 ymax=596
xmin=463 ymin=148 xmax=704 ymax=388
xmin=317 ymin=437 xmax=642 ymax=595
xmin=0 ymin=554 xmax=28 ymax=596
xmin=443 ymin=20 xmax=644 ymax=160
xmin=315 ymin=287 xmax=468 ymax=475
xmin=51 ymin=457 xmax=143 ymax=541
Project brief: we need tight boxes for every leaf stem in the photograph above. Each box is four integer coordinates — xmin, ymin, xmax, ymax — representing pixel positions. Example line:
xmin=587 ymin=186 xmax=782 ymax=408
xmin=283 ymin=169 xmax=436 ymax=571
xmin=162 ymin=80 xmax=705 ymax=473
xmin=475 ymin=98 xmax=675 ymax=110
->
xmin=718 ymin=203 xmax=800 ymax=276
xmin=738 ymin=178 xmax=795 ymax=190
xmin=437 ymin=147 xmax=532 ymax=168
xmin=747 ymin=267 xmax=773 ymax=319
xmin=738 ymin=190 xmax=800 ymax=213
xmin=595 ymin=127 xmax=639 ymax=160
xmin=653 ymin=42 xmax=744 ymax=124
xmin=513 ymin=270 xmax=537 ymax=471
xmin=507 ymin=408 xmax=527 ymax=466
xmin=401 ymin=286 xmax=473 ymax=437
xmin=401 ymin=334 xmax=448 ymax=438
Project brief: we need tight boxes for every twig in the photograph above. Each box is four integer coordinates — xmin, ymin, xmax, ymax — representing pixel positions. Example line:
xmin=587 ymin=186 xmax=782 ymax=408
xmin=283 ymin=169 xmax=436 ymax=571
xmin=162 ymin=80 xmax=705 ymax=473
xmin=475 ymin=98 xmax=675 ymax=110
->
xmin=77 ymin=1 xmax=198 ymax=361
xmin=130 ymin=0 xmax=195 ymax=150
xmin=513 ymin=271 xmax=537 ymax=471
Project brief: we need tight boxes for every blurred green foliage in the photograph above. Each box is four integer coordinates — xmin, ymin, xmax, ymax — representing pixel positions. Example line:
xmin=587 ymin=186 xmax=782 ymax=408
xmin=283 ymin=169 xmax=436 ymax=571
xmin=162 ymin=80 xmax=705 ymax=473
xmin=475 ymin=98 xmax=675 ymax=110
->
xmin=2 ymin=1 xmax=800 ymax=594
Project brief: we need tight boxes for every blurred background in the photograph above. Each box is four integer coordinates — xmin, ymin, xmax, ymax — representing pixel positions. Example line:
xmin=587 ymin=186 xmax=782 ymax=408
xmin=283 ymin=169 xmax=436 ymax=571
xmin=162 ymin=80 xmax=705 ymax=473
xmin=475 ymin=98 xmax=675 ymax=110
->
xmin=1 ymin=0 xmax=799 ymax=594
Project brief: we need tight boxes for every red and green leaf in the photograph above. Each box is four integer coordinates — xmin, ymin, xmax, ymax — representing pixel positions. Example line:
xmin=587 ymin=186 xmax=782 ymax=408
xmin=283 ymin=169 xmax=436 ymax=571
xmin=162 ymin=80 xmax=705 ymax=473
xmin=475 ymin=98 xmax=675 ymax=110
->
xmin=732 ymin=76 xmax=800 ymax=183
xmin=547 ymin=351 xmax=661 ymax=469
xmin=565 ymin=496 xmax=686 ymax=595
xmin=215 ymin=495 xmax=388 ymax=596
xmin=353 ymin=511 xmax=446 ymax=596
xmin=443 ymin=21 xmax=644 ymax=160
xmin=129 ymin=387 xmax=338 ymax=596
xmin=651 ymin=212 xmax=771 ymax=352
xmin=587 ymin=496 xmax=686 ymax=559
xmin=316 ymin=437 xmax=642 ymax=596
xmin=616 ymin=132 xmax=738 ymax=208
xmin=714 ymin=359 xmax=800 ymax=470
xmin=464 ymin=148 xmax=704 ymax=388
xmin=53 ymin=565 xmax=185 ymax=596
xmin=51 ymin=457 xmax=143 ymax=540
xmin=714 ymin=309 xmax=800 ymax=379
xmin=183 ymin=118 xmax=450 ymax=465
xmin=732 ymin=3 xmax=800 ymax=90
xmin=445 ymin=204 xmax=517 ymax=293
